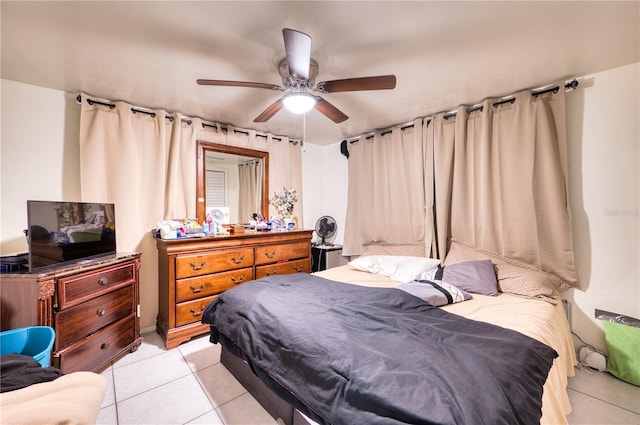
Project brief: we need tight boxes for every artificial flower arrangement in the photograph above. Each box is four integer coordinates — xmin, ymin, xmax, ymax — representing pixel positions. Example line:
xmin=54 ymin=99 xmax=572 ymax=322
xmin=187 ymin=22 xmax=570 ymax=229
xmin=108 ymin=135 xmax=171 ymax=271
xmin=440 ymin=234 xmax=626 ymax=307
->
xmin=269 ymin=187 xmax=298 ymax=219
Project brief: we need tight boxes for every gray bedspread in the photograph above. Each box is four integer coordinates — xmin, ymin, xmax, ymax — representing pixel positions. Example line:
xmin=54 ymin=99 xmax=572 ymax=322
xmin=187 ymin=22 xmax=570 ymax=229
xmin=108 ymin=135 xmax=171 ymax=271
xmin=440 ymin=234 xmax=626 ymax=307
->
xmin=202 ymin=273 xmax=557 ymax=425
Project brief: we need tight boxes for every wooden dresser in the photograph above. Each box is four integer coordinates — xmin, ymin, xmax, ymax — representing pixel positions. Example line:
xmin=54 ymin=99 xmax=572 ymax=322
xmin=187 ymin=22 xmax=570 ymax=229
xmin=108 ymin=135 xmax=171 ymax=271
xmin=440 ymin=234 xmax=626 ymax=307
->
xmin=156 ymin=229 xmax=313 ymax=349
xmin=0 ymin=253 xmax=142 ymax=373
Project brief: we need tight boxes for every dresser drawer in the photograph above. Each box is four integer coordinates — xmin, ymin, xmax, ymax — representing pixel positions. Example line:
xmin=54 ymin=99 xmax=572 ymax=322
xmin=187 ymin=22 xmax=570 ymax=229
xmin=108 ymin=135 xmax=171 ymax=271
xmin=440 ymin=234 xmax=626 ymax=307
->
xmin=255 ymin=258 xmax=311 ymax=279
xmin=176 ymin=267 xmax=253 ymax=303
xmin=58 ymin=262 xmax=136 ymax=309
xmin=176 ymin=248 xmax=254 ymax=278
xmin=56 ymin=313 xmax=136 ymax=373
xmin=55 ymin=285 xmax=135 ymax=349
xmin=176 ymin=295 xmax=216 ymax=327
xmin=255 ymin=241 xmax=309 ymax=265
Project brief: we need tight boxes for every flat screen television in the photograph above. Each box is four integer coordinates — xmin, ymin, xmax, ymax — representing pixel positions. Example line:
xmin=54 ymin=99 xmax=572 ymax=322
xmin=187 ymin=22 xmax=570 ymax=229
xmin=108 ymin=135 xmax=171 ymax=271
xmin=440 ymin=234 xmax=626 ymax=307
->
xmin=27 ymin=200 xmax=117 ymax=272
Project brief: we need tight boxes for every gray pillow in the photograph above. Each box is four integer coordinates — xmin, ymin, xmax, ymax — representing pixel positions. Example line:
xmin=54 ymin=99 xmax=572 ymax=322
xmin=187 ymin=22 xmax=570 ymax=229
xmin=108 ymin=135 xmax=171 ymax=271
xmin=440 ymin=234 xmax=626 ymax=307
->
xmin=396 ymin=279 xmax=471 ymax=306
xmin=442 ymin=259 xmax=499 ymax=296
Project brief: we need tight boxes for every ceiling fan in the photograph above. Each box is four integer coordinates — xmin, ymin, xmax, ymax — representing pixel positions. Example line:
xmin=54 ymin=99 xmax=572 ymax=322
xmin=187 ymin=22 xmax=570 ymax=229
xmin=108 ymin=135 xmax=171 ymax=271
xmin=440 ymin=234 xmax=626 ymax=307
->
xmin=197 ymin=28 xmax=396 ymax=124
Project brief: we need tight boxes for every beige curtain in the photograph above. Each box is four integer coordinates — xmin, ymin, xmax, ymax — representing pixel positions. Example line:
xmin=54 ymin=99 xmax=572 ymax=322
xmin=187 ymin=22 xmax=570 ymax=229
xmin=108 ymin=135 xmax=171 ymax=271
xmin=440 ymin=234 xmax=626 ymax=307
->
xmin=343 ymin=119 xmax=425 ymax=256
xmin=429 ymin=83 xmax=578 ymax=285
xmin=165 ymin=114 xmax=201 ymax=219
xmin=223 ymin=127 xmax=303 ymax=223
xmin=423 ymin=119 xmax=439 ymax=258
xmin=268 ymin=136 xmax=304 ymax=224
xmin=238 ymin=160 xmax=262 ymax=222
xmin=79 ymin=95 xmax=171 ymax=328
xmin=427 ymin=113 xmax=456 ymax=259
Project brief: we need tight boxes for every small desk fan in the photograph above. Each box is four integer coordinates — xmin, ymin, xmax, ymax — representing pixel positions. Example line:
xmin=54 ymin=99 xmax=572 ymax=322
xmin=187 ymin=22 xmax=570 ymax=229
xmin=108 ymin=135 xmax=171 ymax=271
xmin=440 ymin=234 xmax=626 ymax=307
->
xmin=315 ymin=216 xmax=337 ymax=246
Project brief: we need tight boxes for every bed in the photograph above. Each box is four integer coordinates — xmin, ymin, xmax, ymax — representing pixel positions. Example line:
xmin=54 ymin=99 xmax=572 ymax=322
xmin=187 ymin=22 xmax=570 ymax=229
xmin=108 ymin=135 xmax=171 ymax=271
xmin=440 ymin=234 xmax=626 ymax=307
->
xmin=202 ymin=240 xmax=577 ymax=425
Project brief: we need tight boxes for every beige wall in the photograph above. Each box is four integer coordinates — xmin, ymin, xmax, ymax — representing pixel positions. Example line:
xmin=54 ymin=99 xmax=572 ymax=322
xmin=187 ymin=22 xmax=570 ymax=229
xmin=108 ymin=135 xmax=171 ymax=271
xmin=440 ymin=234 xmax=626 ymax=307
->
xmin=1 ymin=79 xmax=81 ymax=254
xmin=565 ymin=62 xmax=639 ymax=352
xmin=301 ymin=142 xmax=349 ymax=246
xmin=3 ymin=62 xmax=639 ymax=347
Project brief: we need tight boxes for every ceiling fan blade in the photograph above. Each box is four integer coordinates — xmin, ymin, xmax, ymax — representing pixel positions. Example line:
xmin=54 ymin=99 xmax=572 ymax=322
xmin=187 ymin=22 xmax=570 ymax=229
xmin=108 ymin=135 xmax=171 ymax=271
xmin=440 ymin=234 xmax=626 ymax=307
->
xmin=197 ymin=79 xmax=283 ymax=91
xmin=317 ymin=75 xmax=397 ymax=93
xmin=314 ymin=96 xmax=349 ymax=123
xmin=283 ymin=28 xmax=311 ymax=80
xmin=253 ymin=98 xmax=285 ymax=122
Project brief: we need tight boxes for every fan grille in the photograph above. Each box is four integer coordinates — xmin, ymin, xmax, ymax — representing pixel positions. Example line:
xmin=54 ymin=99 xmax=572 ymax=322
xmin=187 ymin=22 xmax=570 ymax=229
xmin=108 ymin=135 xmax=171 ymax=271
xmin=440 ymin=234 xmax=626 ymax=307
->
xmin=315 ymin=216 xmax=337 ymax=245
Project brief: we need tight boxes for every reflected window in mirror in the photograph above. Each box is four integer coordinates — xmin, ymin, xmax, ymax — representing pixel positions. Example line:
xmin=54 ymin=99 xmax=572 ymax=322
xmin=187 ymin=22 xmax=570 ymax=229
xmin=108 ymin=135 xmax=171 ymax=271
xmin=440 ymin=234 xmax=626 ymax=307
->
xmin=196 ymin=141 xmax=269 ymax=224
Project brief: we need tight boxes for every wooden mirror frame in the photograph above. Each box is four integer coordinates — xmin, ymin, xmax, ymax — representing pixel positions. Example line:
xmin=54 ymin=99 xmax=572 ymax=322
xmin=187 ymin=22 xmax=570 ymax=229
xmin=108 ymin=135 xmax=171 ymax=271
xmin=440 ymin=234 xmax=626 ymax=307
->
xmin=196 ymin=141 xmax=269 ymax=223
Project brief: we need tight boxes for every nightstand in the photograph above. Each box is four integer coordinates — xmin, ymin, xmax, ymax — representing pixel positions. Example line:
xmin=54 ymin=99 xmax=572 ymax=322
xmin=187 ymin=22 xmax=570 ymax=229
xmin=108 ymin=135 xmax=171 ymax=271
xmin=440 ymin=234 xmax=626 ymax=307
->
xmin=311 ymin=245 xmax=347 ymax=272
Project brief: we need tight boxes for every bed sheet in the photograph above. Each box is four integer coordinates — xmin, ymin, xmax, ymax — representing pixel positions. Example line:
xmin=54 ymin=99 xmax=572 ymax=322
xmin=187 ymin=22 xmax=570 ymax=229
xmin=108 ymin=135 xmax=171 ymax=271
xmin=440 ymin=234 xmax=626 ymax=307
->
xmin=316 ymin=265 xmax=577 ymax=425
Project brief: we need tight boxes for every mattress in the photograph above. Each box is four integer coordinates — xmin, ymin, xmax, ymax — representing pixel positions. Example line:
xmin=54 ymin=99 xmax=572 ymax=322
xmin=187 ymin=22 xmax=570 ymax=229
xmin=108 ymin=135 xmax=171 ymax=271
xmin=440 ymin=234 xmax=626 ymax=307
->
xmin=317 ymin=265 xmax=577 ymax=425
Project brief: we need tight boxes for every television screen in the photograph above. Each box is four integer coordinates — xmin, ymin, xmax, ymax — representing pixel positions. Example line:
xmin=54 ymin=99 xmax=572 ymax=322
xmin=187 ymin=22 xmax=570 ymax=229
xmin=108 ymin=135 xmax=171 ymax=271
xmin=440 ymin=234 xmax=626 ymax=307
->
xmin=27 ymin=200 xmax=117 ymax=271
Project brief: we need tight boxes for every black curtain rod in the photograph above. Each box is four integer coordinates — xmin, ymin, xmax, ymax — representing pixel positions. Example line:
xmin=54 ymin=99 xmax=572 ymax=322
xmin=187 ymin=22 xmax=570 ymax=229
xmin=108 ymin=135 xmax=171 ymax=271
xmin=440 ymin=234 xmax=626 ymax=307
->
xmin=376 ymin=122 xmax=416 ymax=139
xmin=442 ymin=80 xmax=578 ymax=121
xmin=348 ymin=79 xmax=579 ymax=142
xmin=76 ymin=95 xmax=172 ymax=119
xmin=341 ymin=79 xmax=579 ymax=156
xmin=443 ymin=97 xmax=516 ymax=120
xmin=76 ymin=94 xmax=294 ymax=144
xmin=164 ymin=115 xmax=217 ymax=131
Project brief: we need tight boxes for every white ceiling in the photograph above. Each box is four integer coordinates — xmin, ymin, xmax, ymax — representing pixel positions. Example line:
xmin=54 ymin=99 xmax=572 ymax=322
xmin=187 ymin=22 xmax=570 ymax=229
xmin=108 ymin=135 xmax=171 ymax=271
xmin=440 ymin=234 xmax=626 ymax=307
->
xmin=2 ymin=1 xmax=638 ymax=146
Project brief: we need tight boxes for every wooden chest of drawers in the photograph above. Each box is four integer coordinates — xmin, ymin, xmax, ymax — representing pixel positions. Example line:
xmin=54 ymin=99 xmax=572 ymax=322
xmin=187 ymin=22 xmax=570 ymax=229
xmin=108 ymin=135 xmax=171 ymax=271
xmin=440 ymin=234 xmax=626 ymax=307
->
xmin=156 ymin=230 xmax=313 ymax=349
xmin=0 ymin=254 xmax=142 ymax=373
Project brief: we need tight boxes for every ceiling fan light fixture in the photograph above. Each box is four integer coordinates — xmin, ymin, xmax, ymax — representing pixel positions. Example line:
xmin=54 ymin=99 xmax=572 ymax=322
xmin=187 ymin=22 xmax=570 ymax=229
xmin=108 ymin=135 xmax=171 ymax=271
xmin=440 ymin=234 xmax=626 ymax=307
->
xmin=283 ymin=93 xmax=316 ymax=114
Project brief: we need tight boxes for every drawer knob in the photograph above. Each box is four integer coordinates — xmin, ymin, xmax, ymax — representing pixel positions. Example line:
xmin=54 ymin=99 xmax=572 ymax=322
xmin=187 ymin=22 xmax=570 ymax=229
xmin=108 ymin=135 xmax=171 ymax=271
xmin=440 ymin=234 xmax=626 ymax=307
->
xmin=190 ymin=283 xmax=205 ymax=293
xmin=100 ymin=342 xmax=109 ymax=350
xmin=97 ymin=308 xmax=106 ymax=316
xmin=230 ymin=254 xmax=245 ymax=264
xmin=190 ymin=260 xmax=206 ymax=270
xmin=98 ymin=277 xmax=108 ymax=286
xmin=230 ymin=275 xmax=244 ymax=284
xmin=189 ymin=306 xmax=205 ymax=317
xmin=264 ymin=250 xmax=276 ymax=259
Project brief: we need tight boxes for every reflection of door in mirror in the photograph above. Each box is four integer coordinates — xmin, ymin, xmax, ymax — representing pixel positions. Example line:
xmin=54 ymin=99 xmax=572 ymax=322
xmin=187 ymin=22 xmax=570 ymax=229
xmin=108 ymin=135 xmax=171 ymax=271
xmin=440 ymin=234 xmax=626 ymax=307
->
xmin=196 ymin=142 xmax=269 ymax=224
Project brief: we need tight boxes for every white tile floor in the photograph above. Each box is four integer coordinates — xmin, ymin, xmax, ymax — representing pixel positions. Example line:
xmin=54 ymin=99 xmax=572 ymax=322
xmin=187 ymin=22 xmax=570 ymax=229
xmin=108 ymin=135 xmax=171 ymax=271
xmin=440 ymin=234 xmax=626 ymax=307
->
xmin=98 ymin=331 xmax=640 ymax=425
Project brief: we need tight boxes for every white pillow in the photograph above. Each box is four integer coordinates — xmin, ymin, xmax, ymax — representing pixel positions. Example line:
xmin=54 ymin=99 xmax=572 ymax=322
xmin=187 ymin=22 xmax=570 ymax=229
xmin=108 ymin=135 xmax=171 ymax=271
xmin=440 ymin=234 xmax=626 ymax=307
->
xmin=348 ymin=255 xmax=441 ymax=283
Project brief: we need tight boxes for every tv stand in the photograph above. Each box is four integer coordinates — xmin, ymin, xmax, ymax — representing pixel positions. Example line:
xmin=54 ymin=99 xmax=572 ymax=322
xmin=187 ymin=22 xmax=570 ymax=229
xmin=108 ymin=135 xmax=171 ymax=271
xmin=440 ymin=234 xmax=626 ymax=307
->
xmin=0 ymin=253 xmax=142 ymax=373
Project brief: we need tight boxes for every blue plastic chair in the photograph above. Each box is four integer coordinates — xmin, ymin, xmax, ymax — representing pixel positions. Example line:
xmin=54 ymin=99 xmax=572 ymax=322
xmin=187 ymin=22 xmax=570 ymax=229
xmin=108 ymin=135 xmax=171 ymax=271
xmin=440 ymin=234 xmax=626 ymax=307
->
xmin=0 ymin=326 xmax=56 ymax=367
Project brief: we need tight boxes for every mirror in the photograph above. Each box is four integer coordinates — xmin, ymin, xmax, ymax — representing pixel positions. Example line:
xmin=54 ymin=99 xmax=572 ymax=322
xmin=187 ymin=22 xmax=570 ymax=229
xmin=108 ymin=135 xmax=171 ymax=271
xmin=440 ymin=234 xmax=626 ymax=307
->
xmin=196 ymin=141 xmax=269 ymax=224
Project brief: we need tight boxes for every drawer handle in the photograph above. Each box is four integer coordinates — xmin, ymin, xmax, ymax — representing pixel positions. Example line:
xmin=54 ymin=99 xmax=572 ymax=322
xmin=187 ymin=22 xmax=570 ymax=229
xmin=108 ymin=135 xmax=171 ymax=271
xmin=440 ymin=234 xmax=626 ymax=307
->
xmin=189 ymin=306 xmax=205 ymax=317
xmin=264 ymin=250 xmax=276 ymax=259
xmin=190 ymin=260 xmax=206 ymax=270
xmin=100 ymin=342 xmax=109 ymax=350
xmin=190 ymin=283 xmax=205 ymax=293
xmin=265 ymin=271 xmax=277 ymax=276
xmin=294 ymin=265 xmax=304 ymax=272
xmin=97 ymin=308 xmax=106 ymax=317
xmin=230 ymin=254 xmax=245 ymax=264
xmin=98 ymin=277 xmax=108 ymax=286
xmin=230 ymin=275 xmax=244 ymax=285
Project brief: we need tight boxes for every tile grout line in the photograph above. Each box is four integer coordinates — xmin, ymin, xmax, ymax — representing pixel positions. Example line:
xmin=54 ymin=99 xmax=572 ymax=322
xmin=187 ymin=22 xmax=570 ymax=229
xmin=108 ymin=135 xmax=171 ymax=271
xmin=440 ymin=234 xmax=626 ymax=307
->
xmin=567 ymin=387 xmax=640 ymax=417
xmin=177 ymin=339 xmax=255 ymax=425
xmin=178 ymin=342 xmax=221 ymax=424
